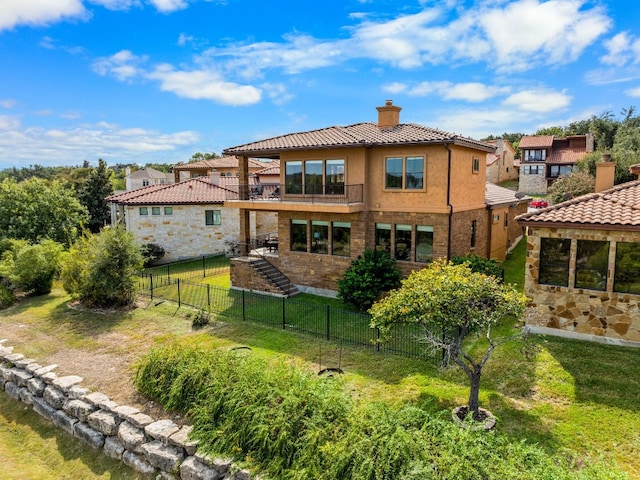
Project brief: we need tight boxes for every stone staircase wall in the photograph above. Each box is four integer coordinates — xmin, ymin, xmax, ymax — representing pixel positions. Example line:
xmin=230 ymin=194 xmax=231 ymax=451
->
xmin=0 ymin=339 xmax=261 ymax=480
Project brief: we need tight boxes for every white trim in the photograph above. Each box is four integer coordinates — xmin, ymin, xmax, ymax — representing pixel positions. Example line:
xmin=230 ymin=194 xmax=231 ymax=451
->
xmin=524 ymin=325 xmax=640 ymax=348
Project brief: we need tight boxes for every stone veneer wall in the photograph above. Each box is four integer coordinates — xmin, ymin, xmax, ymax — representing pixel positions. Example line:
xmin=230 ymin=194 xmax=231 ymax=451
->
xmin=0 ymin=340 xmax=259 ymax=480
xmin=525 ymin=227 xmax=640 ymax=345
xmin=518 ymin=170 xmax=547 ymax=195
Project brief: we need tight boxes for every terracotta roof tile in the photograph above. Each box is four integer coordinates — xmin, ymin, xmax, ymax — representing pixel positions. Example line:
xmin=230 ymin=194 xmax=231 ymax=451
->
xmin=517 ymin=180 xmax=640 ymax=228
xmin=172 ymin=156 xmax=274 ymax=171
xmin=223 ymin=122 xmax=495 ymax=157
xmin=255 ymin=165 xmax=280 ymax=175
xmin=485 ymin=183 xmax=530 ymax=206
xmin=519 ymin=135 xmax=554 ymax=148
xmin=546 ymin=147 xmax=589 ymax=164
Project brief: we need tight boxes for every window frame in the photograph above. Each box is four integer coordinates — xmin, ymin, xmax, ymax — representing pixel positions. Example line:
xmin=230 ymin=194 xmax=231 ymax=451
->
xmin=384 ymin=155 xmax=425 ymax=191
xmin=164 ymin=207 xmax=173 ymax=215
xmin=205 ymin=209 xmax=221 ymax=226
xmin=139 ymin=207 xmax=148 ymax=216
xmin=538 ymin=238 xmax=571 ymax=287
xmin=574 ymin=240 xmax=609 ymax=291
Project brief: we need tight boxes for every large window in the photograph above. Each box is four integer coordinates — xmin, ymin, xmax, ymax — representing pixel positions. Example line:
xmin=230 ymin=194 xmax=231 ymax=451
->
xmin=539 ymin=238 xmax=571 ymax=286
xmin=285 ymin=159 xmax=345 ymax=195
xmin=205 ymin=210 xmax=221 ymax=226
xmin=523 ymin=149 xmax=546 ymax=161
xmin=332 ymin=222 xmax=351 ymax=256
xmin=395 ymin=224 xmax=411 ymax=261
xmin=548 ymin=165 xmax=573 ymax=178
xmin=523 ymin=165 xmax=544 ymax=175
xmin=385 ymin=156 xmax=424 ymax=190
xmin=375 ymin=223 xmax=391 ymax=253
xmin=290 ymin=220 xmax=307 ymax=252
xmin=415 ymin=226 xmax=434 ymax=263
xmin=575 ymin=240 xmax=609 ymax=290
xmin=614 ymin=242 xmax=640 ymax=294
xmin=311 ymin=221 xmax=329 ymax=254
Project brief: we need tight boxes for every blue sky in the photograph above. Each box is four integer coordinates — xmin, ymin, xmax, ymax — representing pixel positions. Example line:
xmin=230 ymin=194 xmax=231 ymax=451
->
xmin=1 ymin=0 xmax=639 ymax=169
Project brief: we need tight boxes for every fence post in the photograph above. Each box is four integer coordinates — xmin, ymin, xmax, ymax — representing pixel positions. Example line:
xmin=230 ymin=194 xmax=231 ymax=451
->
xmin=167 ymin=264 xmax=170 ymax=281
xmin=376 ymin=328 xmax=380 ymax=352
xmin=150 ymin=273 xmax=154 ymax=300
xmin=207 ymin=284 xmax=211 ymax=308
xmin=202 ymin=255 xmax=206 ymax=278
xmin=282 ymin=296 xmax=286 ymax=330
xmin=177 ymin=278 xmax=181 ymax=307
xmin=326 ymin=305 xmax=330 ymax=341
xmin=242 ymin=289 xmax=246 ymax=321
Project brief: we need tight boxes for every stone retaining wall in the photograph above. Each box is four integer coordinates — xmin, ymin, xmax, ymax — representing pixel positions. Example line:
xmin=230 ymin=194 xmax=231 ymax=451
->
xmin=0 ymin=339 xmax=259 ymax=480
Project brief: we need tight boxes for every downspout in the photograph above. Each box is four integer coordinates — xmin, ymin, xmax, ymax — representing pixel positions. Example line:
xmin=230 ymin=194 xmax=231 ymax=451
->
xmin=445 ymin=142 xmax=453 ymax=260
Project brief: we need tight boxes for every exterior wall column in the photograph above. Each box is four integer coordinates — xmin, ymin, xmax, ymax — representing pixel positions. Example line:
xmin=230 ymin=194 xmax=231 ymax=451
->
xmin=237 ymin=155 xmax=251 ymax=255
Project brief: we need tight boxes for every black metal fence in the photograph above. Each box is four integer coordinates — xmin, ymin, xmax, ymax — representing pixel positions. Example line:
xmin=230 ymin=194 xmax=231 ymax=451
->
xmin=138 ymin=254 xmax=230 ymax=290
xmin=138 ymin=277 xmax=443 ymax=364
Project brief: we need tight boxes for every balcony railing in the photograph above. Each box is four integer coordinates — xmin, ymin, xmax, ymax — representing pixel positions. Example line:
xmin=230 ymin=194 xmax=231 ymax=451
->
xmin=230 ymin=183 xmax=363 ymax=205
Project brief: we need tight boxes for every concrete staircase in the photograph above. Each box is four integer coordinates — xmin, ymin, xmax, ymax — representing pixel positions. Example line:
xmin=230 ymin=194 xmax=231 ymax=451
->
xmin=249 ymin=258 xmax=299 ymax=297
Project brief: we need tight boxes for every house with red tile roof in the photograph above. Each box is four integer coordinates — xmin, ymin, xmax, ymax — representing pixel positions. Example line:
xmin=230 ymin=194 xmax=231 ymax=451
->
xmin=222 ymin=100 xmax=528 ymax=296
xmin=485 ymin=139 xmax=518 ymax=185
xmin=106 ymin=174 xmax=277 ymax=261
xmin=172 ymin=156 xmax=276 ymax=183
xmin=518 ymin=134 xmax=594 ymax=195
xmin=125 ymin=167 xmax=174 ymax=191
xmin=517 ymin=162 xmax=640 ymax=345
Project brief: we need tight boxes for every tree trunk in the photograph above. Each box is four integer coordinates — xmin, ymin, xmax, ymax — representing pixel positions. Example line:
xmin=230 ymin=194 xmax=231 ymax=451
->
xmin=467 ymin=367 xmax=482 ymax=419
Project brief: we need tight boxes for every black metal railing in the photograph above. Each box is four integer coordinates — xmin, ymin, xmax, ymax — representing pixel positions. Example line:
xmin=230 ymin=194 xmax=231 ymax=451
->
xmin=231 ymin=183 xmax=364 ymax=205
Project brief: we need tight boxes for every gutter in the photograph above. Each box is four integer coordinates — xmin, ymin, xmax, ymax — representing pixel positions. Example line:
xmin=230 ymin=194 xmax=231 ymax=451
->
xmin=445 ymin=142 xmax=453 ymax=260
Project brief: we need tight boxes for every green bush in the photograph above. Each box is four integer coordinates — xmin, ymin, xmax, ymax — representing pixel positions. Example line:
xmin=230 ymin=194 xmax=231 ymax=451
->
xmin=337 ymin=248 xmax=402 ymax=311
xmin=0 ymin=240 xmax=63 ymax=295
xmin=134 ymin=344 xmax=624 ymax=480
xmin=0 ymin=283 xmax=16 ymax=309
xmin=450 ymin=254 xmax=503 ymax=280
xmin=141 ymin=243 xmax=165 ymax=267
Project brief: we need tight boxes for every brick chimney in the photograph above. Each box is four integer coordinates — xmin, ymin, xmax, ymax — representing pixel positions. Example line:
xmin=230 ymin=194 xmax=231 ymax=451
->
xmin=210 ymin=170 xmax=220 ymax=186
xmin=595 ymin=153 xmax=615 ymax=192
xmin=376 ymin=100 xmax=402 ymax=129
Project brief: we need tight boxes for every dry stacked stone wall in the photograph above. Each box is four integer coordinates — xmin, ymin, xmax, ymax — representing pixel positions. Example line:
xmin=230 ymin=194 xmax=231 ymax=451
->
xmin=0 ymin=339 xmax=259 ymax=480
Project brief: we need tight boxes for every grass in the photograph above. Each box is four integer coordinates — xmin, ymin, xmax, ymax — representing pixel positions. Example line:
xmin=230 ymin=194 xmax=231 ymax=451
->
xmin=1 ymin=240 xmax=639 ymax=478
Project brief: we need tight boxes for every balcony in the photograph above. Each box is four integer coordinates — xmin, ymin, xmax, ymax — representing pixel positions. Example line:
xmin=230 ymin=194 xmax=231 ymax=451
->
xmin=226 ymin=183 xmax=365 ymax=213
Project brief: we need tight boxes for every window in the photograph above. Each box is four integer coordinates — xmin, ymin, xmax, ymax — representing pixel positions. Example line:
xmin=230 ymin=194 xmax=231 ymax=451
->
xmin=332 ymin=222 xmax=351 ymax=256
xmin=470 ymin=220 xmax=477 ymax=248
xmin=326 ymin=160 xmax=345 ymax=194
xmin=395 ymin=224 xmax=411 ymax=261
xmin=285 ymin=161 xmax=303 ymax=194
xmin=375 ymin=223 xmax=391 ymax=253
xmin=164 ymin=207 xmax=173 ymax=215
xmin=548 ymin=165 xmax=573 ymax=178
xmin=305 ymin=160 xmax=323 ymax=195
xmin=152 ymin=207 xmax=161 ymax=215
xmin=493 ymin=214 xmax=500 ymax=223
xmin=523 ymin=165 xmax=544 ymax=175
xmin=415 ymin=226 xmax=433 ymax=263
xmin=385 ymin=156 xmax=424 ymax=190
xmin=142 ymin=179 xmax=149 ymax=186
xmin=290 ymin=220 xmax=307 ymax=252
xmin=539 ymin=238 xmax=571 ymax=286
xmin=311 ymin=221 xmax=329 ymax=254
xmin=284 ymin=159 xmax=346 ymax=195
xmin=575 ymin=240 xmax=609 ymax=291
xmin=523 ymin=149 xmax=546 ymax=161
xmin=205 ymin=210 xmax=221 ymax=226
xmin=139 ymin=207 xmax=148 ymax=216
xmin=614 ymin=242 xmax=640 ymax=294
xmin=472 ymin=157 xmax=480 ymax=173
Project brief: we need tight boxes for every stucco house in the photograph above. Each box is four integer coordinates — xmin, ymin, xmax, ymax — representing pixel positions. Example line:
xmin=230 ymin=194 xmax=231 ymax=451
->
xmin=518 ymin=134 xmax=594 ymax=195
xmin=517 ymin=159 xmax=640 ymax=346
xmin=125 ymin=167 xmax=174 ymax=191
xmin=107 ymin=174 xmax=277 ymax=262
xmin=222 ymin=100 xmax=526 ymax=296
xmin=485 ymin=139 xmax=518 ymax=185
xmin=172 ymin=156 xmax=276 ymax=183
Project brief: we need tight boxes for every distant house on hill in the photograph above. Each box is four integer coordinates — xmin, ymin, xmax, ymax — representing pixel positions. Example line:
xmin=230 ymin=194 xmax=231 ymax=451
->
xmin=485 ymin=139 xmax=518 ymax=184
xmin=125 ymin=167 xmax=173 ymax=191
xmin=172 ymin=156 xmax=276 ymax=183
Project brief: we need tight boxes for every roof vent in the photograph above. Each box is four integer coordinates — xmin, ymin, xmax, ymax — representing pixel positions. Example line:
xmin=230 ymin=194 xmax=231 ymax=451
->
xmin=376 ymin=100 xmax=402 ymax=129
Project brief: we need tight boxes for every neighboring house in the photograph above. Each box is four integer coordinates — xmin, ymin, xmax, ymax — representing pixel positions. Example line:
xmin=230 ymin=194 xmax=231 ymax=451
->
xmin=106 ymin=174 xmax=277 ymax=262
xmin=485 ymin=183 xmax=529 ymax=260
xmin=517 ymin=159 xmax=640 ymax=346
xmin=125 ymin=167 xmax=174 ymax=191
xmin=172 ymin=156 xmax=276 ymax=183
xmin=485 ymin=139 xmax=518 ymax=184
xmin=518 ymin=134 xmax=594 ymax=195
xmin=222 ymin=100 xmax=521 ymax=296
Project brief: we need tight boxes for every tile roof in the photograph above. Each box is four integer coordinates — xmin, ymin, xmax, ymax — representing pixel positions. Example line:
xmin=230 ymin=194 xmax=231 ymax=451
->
xmin=126 ymin=167 xmax=172 ymax=179
xmin=223 ymin=122 xmax=495 ymax=157
xmin=519 ymin=135 xmax=554 ymax=148
xmin=486 ymin=154 xmax=499 ymax=166
xmin=255 ymin=165 xmax=280 ymax=175
xmin=106 ymin=177 xmax=246 ymax=205
xmin=517 ymin=180 xmax=640 ymax=228
xmin=172 ymin=156 xmax=275 ymax=171
xmin=485 ymin=183 xmax=530 ymax=206
xmin=546 ymin=147 xmax=589 ymax=164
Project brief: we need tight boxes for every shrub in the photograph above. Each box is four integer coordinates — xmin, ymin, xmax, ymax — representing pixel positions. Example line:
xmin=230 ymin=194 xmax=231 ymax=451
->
xmin=337 ymin=248 xmax=402 ymax=311
xmin=451 ymin=254 xmax=504 ymax=280
xmin=0 ymin=240 xmax=63 ymax=295
xmin=141 ymin=243 xmax=165 ymax=267
xmin=0 ymin=282 xmax=16 ymax=309
xmin=191 ymin=309 xmax=210 ymax=328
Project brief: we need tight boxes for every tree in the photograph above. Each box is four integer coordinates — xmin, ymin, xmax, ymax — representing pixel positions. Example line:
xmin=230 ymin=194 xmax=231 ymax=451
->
xmin=0 ymin=178 xmax=88 ymax=245
xmin=60 ymin=227 xmax=143 ymax=307
xmin=78 ymin=159 xmax=114 ymax=233
xmin=337 ymin=248 xmax=402 ymax=311
xmin=547 ymin=170 xmax=595 ymax=204
xmin=0 ymin=240 xmax=63 ymax=295
xmin=534 ymin=126 xmax=565 ymax=137
xmin=369 ymin=260 xmax=527 ymax=419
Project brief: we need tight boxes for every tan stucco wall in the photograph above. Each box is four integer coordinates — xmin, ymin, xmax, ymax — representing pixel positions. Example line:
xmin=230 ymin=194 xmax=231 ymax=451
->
xmin=525 ymin=226 xmax=640 ymax=344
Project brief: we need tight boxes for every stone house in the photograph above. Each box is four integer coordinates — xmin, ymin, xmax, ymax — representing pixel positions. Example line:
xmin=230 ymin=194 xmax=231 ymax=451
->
xmin=107 ymin=175 xmax=277 ymax=262
xmin=172 ymin=156 xmax=276 ymax=183
xmin=518 ymin=134 xmax=594 ymax=195
xmin=485 ymin=139 xmax=518 ymax=185
xmin=125 ymin=167 xmax=174 ymax=191
xmin=517 ymin=160 xmax=640 ymax=346
xmin=222 ymin=100 xmax=526 ymax=296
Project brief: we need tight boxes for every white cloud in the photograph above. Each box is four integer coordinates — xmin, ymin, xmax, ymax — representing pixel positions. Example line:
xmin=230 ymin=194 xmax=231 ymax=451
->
xmin=0 ymin=115 xmax=21 ymax=131
xmin=0 ymin=0 xmax=86 ymax=30
xmin=0 ymin=100 xmax=18 ymax=109
xmin=149 ymin=0 xmax=188 ymax=13
xmin=88 ymin=0 xmax=140 ymax=10
xmin=503 ymin=88 xmax=571 ymax=113
xmin=92 ymin=50 xmax=149 ymax=81
xmin=178 ymin=33 xmax=194 ymax=46
xmin=261 ymin=83 xmax=293 ymax=106
xmin=385 ymin=81 xmax=508 ymax=102
xmin=625 ymin=87 xmax=640 ymax=98
xmin=601 ymin=31 xmax=640 ymax=67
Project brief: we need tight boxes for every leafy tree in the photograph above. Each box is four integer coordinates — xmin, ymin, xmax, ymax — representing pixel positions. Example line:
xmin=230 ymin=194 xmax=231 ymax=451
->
xmin=534 ymin=126 xmax=565 ymax=137
xmin=369 ymin=260 xmax=527 ymax=420
xmin=451 ymin=254 xmax=503 ymax=280
xmin=141 ymin=243 xmax=166 ymax=267
xmin=189 ymin=152 xmax=220 ymax=162
xmin=547 ymin=170 xmax=595 ymax=204
xmin=78 ymin=158 xmax=114 ymax=233
xmin=337 ymin=248 xmax=402 ymax=311
xmin=0 ymin=240 xmax=63 ymax=295
xmin=0 ymin=178 xmax=88 ymax=245
xmin=60 ymin=227 xmax=143 ymax=307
